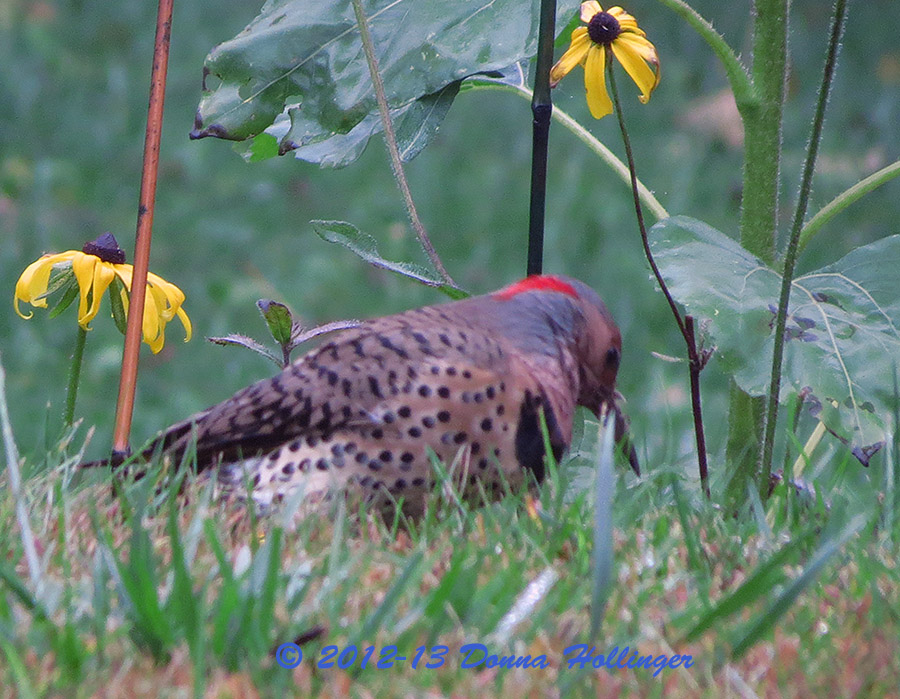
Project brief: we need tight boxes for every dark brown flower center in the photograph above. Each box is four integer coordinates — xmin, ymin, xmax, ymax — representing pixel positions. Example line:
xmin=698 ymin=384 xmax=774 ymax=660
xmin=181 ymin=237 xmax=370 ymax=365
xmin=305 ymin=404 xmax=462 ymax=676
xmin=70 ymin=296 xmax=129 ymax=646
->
xmin=587 ymin=11 xmax=621 ymax=45
xmin=82 ymin=232 xmax=126 ymax=264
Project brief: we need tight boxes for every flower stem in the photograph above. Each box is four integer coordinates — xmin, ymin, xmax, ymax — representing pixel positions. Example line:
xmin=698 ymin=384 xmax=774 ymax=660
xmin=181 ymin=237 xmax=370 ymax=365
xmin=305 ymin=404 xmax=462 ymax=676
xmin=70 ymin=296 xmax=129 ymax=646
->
xmin=759 ymin=0 xmax=848 ymax=492
xmin=350 ymin=0 xmax=454 ymax=286
xmin=64 ymin=326 xmax=87 ymax=427
xmin=527 ymin=0 xmax=557 ymax=276
xmin=607 ymin=61 xmax=710 ymax=498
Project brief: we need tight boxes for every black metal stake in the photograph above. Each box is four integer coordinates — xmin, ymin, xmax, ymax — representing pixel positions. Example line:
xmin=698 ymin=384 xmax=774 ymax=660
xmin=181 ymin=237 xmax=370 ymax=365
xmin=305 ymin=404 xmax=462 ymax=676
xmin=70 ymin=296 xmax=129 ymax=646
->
xmin=527 ymin=0 xmax=557 ymax=276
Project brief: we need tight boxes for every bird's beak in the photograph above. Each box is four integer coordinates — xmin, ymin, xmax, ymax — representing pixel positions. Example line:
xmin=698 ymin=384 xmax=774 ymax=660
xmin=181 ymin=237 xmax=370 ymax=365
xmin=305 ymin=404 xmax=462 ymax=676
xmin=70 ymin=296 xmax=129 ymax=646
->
xmin=600 ymin=391 xmax=641 ymax=477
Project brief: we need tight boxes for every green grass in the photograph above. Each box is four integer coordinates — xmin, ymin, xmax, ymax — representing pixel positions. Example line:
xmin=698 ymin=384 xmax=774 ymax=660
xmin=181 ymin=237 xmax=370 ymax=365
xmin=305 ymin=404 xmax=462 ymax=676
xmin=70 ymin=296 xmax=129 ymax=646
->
xmin=2 ymin=387 xmax=898 ymax=696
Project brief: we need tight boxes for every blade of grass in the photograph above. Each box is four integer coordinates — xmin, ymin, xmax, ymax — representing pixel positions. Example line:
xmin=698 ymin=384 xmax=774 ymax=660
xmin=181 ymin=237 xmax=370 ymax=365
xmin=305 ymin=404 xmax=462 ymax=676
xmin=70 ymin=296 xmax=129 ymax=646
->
xmin=731 ymin=513 xmax=866 ymax=658
xmin=0 ymin=356 xmax=44 ymax=599
xmin=0 ymin=637 xmax=37 ymax=699
xmin=351 ymin=550 xmax=425 ymax=648
xmin=683 ymin=524 xmax=817 ymax=641
xmin=590 ymin=413 xmax=616 ymax=642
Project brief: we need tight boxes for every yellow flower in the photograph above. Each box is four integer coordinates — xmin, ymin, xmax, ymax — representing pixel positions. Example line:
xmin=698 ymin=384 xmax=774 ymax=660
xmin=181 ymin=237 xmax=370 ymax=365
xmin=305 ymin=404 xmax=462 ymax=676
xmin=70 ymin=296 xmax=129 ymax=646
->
xmin=14 ymin=233 xmax=192 ymax=354
xmin=550 ymin=2 xmax=660 ymax=119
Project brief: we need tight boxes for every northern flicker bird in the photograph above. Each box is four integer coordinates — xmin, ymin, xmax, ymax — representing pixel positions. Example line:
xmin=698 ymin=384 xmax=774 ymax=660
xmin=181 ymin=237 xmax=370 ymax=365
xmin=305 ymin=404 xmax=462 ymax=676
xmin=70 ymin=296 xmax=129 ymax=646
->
xmin=111 ymin=275 xmax=636 ymax=516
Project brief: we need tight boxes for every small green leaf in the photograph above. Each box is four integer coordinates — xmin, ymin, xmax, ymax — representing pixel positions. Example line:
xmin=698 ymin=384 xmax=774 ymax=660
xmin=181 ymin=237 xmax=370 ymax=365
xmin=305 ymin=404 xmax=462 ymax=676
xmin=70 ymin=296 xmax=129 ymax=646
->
xmin=40 ymin=267 xmax=75 ymax=300
xmin=312 ymin=220 xmax=467 ymax=299
xmin=256 ymin=299 xmax=294 ymax=346
xmin=48 ymin=279 xmax=80 ymax=320
xmin=108 ymin=277 xmax=128 ymax=334
xmin=244 ymin=132 xmax=280 ymax=162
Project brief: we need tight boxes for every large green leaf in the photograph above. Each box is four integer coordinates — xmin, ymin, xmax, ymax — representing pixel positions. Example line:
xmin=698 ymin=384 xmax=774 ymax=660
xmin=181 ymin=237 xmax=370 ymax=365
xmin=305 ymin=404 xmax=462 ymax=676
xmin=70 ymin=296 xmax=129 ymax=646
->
xmin=192 ymin=0 xmax=579 ymax=166
xmin=650 ymin=216 xmax=900 ymax=454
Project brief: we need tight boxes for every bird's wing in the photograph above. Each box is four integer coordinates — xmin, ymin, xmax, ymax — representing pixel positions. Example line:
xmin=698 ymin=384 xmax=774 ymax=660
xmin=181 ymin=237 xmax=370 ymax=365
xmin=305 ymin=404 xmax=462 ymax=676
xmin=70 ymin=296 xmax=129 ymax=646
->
xmin=146 ymin=310 xmax=512 ymax=468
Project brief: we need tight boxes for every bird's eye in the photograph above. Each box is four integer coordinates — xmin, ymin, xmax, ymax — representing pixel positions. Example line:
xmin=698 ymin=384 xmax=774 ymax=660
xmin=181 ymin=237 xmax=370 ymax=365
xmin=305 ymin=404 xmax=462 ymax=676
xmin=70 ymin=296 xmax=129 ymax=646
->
xmin=605 ymin=347 xmax=620 ymax=369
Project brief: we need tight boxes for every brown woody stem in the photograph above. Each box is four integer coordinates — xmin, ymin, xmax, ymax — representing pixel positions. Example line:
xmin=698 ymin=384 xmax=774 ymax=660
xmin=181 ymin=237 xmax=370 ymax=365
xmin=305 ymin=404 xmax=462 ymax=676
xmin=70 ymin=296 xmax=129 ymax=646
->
xmin=111 ymin=0 xmax=174 ymax=459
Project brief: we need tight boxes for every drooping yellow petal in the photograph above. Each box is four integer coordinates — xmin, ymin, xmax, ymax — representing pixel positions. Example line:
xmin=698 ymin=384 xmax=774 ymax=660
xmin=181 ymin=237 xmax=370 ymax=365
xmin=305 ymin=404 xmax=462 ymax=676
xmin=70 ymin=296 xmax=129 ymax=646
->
xmin=15 ymin=258 xmax=54 ymax=317
xmin=113 ymin=264 xmax=133 ymax=291
xmin=584 ymin=45 xmax=613 ymax=119
xmin=175 ymin=306 xmax=192 ymax=343
xmin=141 ymin=284 xmax=163 ymax=353
xmin=79 ymin=260 xmax=117 ymax=328
xmin=607 ymin=7 xmax=644 ymax=35
xmin=146 ymin=272 xmax=186 ymax=322
xmin=550 ymin=27 xmax=591 ymax=87
xmin=611 ymin=34 xmax=660 ymax=103
xmin=114 ymin=264 xmax=191 ymax=351
xmin=616 ymin=30 xmax=659 ymax=63
xmin=14 ymin=251 xmax=79 ymax=318
xmin=148 ymin=281 xmax=173 ymax=325
xmin=580 ymin=1 xmax=603 ymax=23
xmin=71 ymin=252 xmax=100 ymax=330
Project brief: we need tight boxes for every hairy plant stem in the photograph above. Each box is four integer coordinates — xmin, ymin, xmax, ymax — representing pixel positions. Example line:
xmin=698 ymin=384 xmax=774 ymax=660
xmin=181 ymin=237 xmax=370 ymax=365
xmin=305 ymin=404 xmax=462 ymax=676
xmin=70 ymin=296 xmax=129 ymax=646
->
xmin=527 ymin=0 xmax=557 ymax=276
xmin=608 ymin=62 xmax=710 ymax=497
xmin=64 ymin=326 xmax=87 ymax=428
xmin=726 ymin=0 xmax=788 ymax=506
xmin=759 ymin=0 xmax=848 ymax=493
xmin=351 ymin=0 xmax=454 ymax=286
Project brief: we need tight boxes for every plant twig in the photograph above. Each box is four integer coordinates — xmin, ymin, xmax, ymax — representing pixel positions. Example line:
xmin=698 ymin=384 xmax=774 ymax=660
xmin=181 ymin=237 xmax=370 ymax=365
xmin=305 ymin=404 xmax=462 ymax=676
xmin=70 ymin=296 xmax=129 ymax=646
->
xmin=527 ymin=0 xmax=557 ymax=276
xmin=608 ymin=61 xmax=710 ymax=497
xmin=759 ymin=0 xmax=847 ymax=491
xmin=63 ymin=326 xmax=87 ymax=428
xmin=686 ymin=317 xmax=710 ymax=497
xmin=350 ymin=0 xmax=454 ymax=286
xmin=111 ymin=0 xmax=174 ymax=460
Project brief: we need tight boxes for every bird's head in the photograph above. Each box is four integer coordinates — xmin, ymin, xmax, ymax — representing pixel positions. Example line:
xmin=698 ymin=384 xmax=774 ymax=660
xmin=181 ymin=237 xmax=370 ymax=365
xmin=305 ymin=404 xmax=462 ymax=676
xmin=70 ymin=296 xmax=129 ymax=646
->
xmin=493 ymin=274 xmax=622 ymax=414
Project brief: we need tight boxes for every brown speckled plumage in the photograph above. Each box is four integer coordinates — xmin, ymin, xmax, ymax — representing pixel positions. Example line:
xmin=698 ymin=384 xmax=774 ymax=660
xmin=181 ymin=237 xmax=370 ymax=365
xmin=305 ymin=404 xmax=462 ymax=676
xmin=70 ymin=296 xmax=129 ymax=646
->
xmin=133 ymin=275 xmax=631 ymax=515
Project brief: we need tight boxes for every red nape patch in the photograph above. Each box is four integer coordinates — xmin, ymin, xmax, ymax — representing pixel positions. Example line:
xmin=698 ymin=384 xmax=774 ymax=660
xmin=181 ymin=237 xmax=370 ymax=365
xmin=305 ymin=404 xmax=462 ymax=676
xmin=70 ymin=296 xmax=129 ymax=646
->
xmin=494 ymin=275 xmax=579 ymax=301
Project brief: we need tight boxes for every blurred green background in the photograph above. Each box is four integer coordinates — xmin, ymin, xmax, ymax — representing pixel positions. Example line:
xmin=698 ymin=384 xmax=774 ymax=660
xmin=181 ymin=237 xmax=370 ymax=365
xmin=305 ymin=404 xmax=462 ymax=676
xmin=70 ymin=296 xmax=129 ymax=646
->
xmin=2 ymin=0 xmax=897 ymax=470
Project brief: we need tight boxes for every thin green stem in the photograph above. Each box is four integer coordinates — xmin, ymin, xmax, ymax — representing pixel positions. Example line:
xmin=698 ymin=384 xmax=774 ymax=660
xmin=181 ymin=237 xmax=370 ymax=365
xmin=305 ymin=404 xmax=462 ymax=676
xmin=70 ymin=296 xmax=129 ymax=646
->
xmin=760 ymin=0 xmax=848 ymax=492
xmin=799 ymin=159 xmax=900 ymax=253
xmin=608 ymin=61 xmax=710 ymax=497
xmin=350 ymin=0 xmax=454 ymax=286
xmin=64 ymin=326 xmax=87 ymax=428
xmin=468 ymin=81 xmax=668 ymax=220
xmin=654 ymin=0 xmax=757 ymax=112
